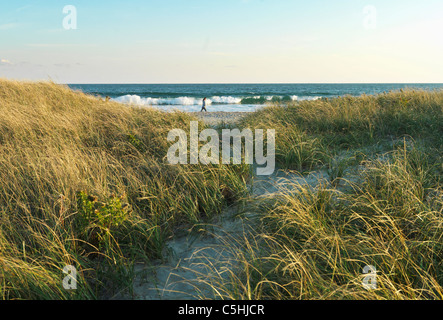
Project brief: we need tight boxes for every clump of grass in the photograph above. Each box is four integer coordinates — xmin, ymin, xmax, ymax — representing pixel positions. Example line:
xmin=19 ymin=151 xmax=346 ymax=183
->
xmin=0 ymin=79 xmax=250 ymax=299
xmin=326 ymin=153 xmax=361 ymax=187
xmin=276 ymin=127 xmax=327 ymax=172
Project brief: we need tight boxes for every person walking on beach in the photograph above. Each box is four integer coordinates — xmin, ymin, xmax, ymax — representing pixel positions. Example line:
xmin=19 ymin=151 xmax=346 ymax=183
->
xmin=201 ymin=97 xmax=207 ymax=112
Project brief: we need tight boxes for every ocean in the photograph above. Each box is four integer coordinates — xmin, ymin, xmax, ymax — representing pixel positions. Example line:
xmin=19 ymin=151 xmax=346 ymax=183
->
xmin=67 ymin=83 xmax=443 ymax=112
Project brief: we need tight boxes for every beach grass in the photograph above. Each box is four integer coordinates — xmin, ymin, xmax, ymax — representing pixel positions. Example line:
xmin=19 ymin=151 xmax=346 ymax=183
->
xmin=0 ymin=79 xmax=250 ymax=299
xmin=200 ymin=89 xmax=443 ymax=300
xmin=203 ymin=141 xmax=442 ymax=299
xmin=0 ymin=80 xmax=441 ymax=300
xmin=241 ymin=89 xmax=443 ymax=171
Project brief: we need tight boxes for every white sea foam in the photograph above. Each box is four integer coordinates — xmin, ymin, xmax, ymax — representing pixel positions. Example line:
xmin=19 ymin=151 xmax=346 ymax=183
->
xmin=113 ymin=95 xmax=244 ymax=106
xmin=300 ymin=96 xmax=321 ymax=101
xmin=113 ymin=94 xmax=260 ymax=112
xmin=290 ymin=95 xmax=321 ymax=101
xmin=114 ymin=95 xmax=200 ymax=106
xmin=209 ymin=96 xmax=242 ymax=104
xmin=112 ymin=93 xmax=322 ymax=112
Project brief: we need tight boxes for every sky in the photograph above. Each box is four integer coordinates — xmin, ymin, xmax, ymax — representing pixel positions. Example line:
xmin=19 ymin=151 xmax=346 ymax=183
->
xmin=0 ymin=0 xmax=442 ymax=84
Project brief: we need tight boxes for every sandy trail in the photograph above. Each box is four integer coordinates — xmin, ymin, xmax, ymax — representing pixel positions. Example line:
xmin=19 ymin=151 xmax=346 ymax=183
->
xmin=124 ymin=114 xmax=334 ymax=300
xmin=127 ymin=168 xmax=330 ymax=300
xmin=117 ymin=112 xmax=371 ymax=300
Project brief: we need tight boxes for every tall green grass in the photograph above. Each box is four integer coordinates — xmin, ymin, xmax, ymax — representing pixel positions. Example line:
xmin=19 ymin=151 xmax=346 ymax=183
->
xmin=200 ymin=90 xmax=442 ymax=300
xmin=0 ymin=79 xmax=250 ymax=299
xmin=203 ymin=89 xmax=443 ymax=300
xmin=1 ymin=82 xmax=441 ymax=300
xmin=204 ymin=143 xmax=442 ymax=299
xmin=241 ymin=89 xmax=443 ymax=171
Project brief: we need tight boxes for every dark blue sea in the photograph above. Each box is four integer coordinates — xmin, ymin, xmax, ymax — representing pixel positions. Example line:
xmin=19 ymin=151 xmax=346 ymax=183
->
xmin=67 ymin=83 xmax=443 ymax=112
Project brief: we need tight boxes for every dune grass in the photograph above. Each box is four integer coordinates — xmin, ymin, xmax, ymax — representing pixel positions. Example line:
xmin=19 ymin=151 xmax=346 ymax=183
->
xmin=1 ymin=81 xmax=441 ymax=300
xmin=0 ymin=79 xmax=250 ymax=299
xmin=241 ymin=89 xmax=443 ymax=171
xmin=205 ymin=142 xmax=442 ymax=300
xmin=202 ymin=89 xmax=442 ymax=300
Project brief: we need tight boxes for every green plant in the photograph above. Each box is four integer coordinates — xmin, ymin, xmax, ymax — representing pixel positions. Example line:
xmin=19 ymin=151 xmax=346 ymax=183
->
xmin=76 ymin=191 xmax=131 ymax=246
xmin=127 ymin=133 xmax=145 ymax=152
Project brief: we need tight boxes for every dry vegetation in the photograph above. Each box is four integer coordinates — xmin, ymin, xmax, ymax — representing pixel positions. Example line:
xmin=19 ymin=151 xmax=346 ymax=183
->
xmin=209 ymin=89 xmax=442 ymax=299
xmin=0 ymin=79 xmax=250 ymax=299
xmin=0 ymin=80 xmax=441 ymax=300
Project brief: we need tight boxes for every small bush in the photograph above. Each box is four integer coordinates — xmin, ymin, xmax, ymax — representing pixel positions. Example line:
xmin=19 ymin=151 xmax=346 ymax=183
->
xmin=76 ymin=191 xmax=131 ymax=246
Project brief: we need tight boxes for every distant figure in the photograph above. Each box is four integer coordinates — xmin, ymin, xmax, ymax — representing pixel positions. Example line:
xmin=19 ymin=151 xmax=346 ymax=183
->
xmin=201 ymin=97 xmax=207 ymax=112
xmin=105 ymin=96 xmax=111 ymax=102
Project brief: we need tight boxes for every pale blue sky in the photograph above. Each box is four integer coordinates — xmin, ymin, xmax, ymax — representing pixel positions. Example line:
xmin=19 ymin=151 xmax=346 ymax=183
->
xmin=0 ymin=0 xmax=442 ymax=83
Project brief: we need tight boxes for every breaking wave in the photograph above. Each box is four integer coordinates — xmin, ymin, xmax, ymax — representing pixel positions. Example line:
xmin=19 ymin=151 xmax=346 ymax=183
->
xmin=113 ymin=95 xmax=321 ymax=106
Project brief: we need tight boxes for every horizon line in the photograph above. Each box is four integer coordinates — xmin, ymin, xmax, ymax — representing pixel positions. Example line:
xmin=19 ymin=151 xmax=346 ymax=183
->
xmin=64 ymin=82 xmax=443 ymax=85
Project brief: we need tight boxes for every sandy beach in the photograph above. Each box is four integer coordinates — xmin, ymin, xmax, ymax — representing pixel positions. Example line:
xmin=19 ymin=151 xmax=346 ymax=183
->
xmin=193 ymin=111 xmax=252 ymax=126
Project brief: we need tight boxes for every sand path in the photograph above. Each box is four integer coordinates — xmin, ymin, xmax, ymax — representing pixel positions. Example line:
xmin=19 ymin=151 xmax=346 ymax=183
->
xmin=126 ymin=168 xmax=330 ymax=300
xmin=122 ymin=113 xmax=333 ymax=300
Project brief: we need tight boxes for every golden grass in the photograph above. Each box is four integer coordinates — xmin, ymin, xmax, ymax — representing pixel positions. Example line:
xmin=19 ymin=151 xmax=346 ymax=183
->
xmin=0 ymin=79 xmax=250 ymax=299
xmin=202 ymin=89 xmax=443 ymax=300
xmin=198 ymin=143 xmax=442 ymax=300
xmin=241 ymin=89 xmax=443 ymax=170
xmin=1 ymin=80 xmax=441 ymax=300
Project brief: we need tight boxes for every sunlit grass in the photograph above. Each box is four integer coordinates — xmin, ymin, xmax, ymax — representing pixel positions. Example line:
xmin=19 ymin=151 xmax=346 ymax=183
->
xmin=199 ymin=90 xmax=443 ymax=300
xmin=0 ymin=79 xmax=250 ymax=299
xmin=1 ymin=81 xmax=441 ymax=300
xmin=241 ymin=89 xmax=443 ymax=170
xmin=199 ymin=143 xmax=442 ymax=300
